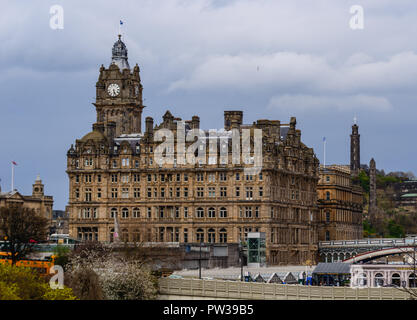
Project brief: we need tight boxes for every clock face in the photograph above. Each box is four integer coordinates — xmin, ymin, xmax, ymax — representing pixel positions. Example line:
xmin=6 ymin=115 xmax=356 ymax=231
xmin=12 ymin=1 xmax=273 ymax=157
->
xmin=107 ymin=83 xmax=120 ymax=97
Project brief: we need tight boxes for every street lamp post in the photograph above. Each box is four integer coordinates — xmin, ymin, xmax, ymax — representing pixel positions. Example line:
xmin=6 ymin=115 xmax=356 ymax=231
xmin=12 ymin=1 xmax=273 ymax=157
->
xmin=199 ymin=240 xmax=202 ymax=279
xmin=239 ymin=240 xmax=243 ymax=281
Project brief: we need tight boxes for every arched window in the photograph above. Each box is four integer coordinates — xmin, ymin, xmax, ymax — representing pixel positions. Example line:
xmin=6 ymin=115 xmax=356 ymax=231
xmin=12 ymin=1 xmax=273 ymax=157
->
xmin=208 ymin=228 xmax=216 ymax=243
xmin=196 ymin=228 xmax=204 ymax=242
xmin=374 ymin=273 xmax=384 ymax=287
xmin=196 ymin=207 xmax=204 ymax=218
xmin=392 ymin=273 xmax=401 ymax=287
xmin=133 ymin=207 xmax=140 ymax=218
xmin=219 ymin=207 xmax=227 ymax=218
xmin=122 ymin=207 xmax=129 ymax=219
xmin=208 ymin=207 xmax=216 ymax=218
xmin=219 ymin=228 xmax=227 ymax=243
xmin=357 ymin=273 xmax=367 ymax=287
xmin=110 ymin=208 xmax=117 ymax=218
xmin=409 ymin=273 xmax=417 ymax=288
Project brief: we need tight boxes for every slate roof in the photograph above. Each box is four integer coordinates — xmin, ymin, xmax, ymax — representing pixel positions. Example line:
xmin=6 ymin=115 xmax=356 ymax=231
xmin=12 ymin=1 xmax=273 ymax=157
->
xmin=313 ymin=263 xmax=351 ymax=275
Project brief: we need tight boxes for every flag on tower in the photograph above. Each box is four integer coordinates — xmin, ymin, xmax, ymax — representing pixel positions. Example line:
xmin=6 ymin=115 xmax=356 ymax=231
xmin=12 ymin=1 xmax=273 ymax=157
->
xmin=120 ymin=20 xmax=123 ymax=25
xmin=323 ymin=137 xmax=326 ymax=142
xmin=12 ymin=161 xmax=17 ymax=166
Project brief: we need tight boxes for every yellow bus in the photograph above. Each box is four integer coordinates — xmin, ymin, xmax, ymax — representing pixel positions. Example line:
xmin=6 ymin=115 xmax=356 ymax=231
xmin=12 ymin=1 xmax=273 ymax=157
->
xmin=0 ymin=252 xmax=56 ymax=276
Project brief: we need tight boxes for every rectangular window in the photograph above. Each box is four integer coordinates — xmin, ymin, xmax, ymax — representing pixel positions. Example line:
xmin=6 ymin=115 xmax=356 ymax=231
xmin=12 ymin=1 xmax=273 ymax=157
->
xmin=246 ymin=187 xmax=253 ymax=199
xmin=184 ymin=173 xmax=188 ymax=182
xmin=133 ymin=174 xmax=140 ymax=182
xmin=175 ymin=207 xmax=180 ymax=218
xmin=236 ymin=187 xmax=240 ymax=197
xmin=161 ymin=187 xmax=165 ymax=198
xmin=220 ymin=187 xmax=227 ymax=197
xmin=220 ymin=172 xmax=227 ymax=181
xmin=134 ymin=188 xmax=140 ymax=198
xmin=147 ymin=207 xmax=152 ymax=218
xmin=197 ymin=187 xmax=204 ymax=198
xmin=208 ymin=187 xmax=215 ymax=197
xmin=147 ymin=187 xmax=152 ymax=198
xmin=135 ymin=160 xmax=139 ymax=168
xmin=111 ymin=174 xmax=118 ymax=183
xmin=111 ymin=188 xmax=118 ymax=199
xmin=85 ymin=188 xmax=92 ymax=202
xmin=122 ymin=188 xmax=129 ymax=199
xmin=259 ymin=187 xmax=263 ymax=197
xmin=245 ymin=207 xmax=252 ymax=218
xmin=121 ymin=175 xmax=129 ymax=183
xmin=208 ymin=173 xmax=215 ymax=182
xmin=176 ymin=173 xmax=181 ymax=182
xmin=176 ymin=187 xmax=180 ymax=197
xmin=97 ymin=174 xmax=101 ymax=183
xmin=236 ymin=173 xmax=240 ymax=181
xmin=97 ymin=188 xmax=101 ymax=199
xmin=184 ymin=207 xmax=188 ymax=218
xmin=184 ymin=228 xmax=188 ymax=243
xmin=184 ymin=187 xmax=189 ymax=198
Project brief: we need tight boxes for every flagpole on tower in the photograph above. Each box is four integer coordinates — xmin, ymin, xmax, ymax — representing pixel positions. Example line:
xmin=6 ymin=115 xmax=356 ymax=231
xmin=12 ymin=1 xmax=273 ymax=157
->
xmin=323 ymin=137 xmax=326 ymax=168
xmin=119 ymin=20 xmax=123 ymax=38
xmin=11 ymin=161 xmax=15 ymax=191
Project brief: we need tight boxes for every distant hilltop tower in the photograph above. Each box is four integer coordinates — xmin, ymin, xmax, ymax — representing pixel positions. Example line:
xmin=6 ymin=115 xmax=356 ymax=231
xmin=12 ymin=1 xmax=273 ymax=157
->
xmin=350 ymin=119 xmax=360 ymax=175
xmin=369 ymin=158 xmax=377 ymax=221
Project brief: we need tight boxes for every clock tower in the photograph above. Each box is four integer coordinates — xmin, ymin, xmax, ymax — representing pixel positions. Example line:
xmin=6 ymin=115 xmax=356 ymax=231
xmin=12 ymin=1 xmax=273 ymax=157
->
xmin=94 ymin=35 xmax=144 ymax=136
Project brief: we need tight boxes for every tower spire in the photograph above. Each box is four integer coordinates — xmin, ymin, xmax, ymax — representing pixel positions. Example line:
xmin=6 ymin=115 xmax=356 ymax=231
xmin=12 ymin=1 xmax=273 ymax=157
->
xmin=111 ymin=32 xmax=129 ymax=70
xmin=350 ymin=122 xmax=360 ymax=175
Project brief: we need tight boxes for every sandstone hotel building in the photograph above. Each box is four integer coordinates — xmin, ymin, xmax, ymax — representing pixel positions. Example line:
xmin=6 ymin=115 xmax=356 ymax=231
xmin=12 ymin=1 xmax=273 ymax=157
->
xmin=67 ymin=35 xmax=322 ymax=265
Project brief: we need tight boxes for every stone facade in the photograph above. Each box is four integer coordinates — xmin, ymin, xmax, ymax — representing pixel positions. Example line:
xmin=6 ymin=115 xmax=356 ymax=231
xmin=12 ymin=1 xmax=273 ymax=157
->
xmin=66 ymin=35 xmax=320 ymax=265
xmin=317 ymin=165 xmax=363 ymax=241
xmin=0 ymin=176 xmax=53 ymax=230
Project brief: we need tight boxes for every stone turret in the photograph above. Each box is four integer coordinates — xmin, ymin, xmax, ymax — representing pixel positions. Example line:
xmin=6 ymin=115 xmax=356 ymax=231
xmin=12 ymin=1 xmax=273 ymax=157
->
xmin=32 ymin=175 xmax=44 ymax=198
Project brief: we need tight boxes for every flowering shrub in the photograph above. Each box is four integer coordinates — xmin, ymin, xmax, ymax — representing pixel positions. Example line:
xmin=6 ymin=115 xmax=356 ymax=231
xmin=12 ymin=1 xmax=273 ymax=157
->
xmin=66 ymin=242 xmax=157 ymax=300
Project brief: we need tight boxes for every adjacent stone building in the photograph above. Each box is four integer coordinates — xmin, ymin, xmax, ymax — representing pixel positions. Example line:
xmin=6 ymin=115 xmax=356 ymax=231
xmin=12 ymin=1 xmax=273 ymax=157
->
xmin=317 ymin=165 xmax=363 ymax=241
xmin=66 ymin=35 xmax=321 ymax=265
xmin=0 ymin=176 xmax=53 ymax=226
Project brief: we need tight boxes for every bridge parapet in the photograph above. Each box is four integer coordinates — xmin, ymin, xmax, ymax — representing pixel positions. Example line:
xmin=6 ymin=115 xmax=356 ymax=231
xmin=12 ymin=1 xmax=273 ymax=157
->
xmin=319 ymin=237 xmax=416 ymax=249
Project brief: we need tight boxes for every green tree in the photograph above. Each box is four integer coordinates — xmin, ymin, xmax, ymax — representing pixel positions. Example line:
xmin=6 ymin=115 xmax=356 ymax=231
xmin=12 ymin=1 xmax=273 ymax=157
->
xmin=0 ymin=206 xmax=48 ymax=265
xmin=0 ymin=263 xmax=77 ymax=300
xmin=387 ymin=219 xmax=405 ymax=238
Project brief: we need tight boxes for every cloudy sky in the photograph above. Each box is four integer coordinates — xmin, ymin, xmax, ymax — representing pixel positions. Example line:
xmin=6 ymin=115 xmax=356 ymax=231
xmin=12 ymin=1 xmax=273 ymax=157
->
xmin=1 ymin=0 xmax=417 ymax=209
